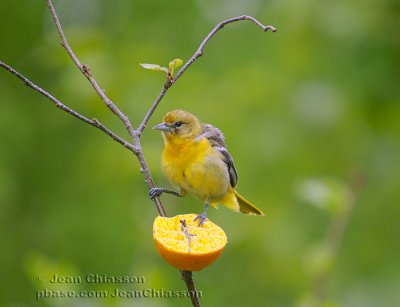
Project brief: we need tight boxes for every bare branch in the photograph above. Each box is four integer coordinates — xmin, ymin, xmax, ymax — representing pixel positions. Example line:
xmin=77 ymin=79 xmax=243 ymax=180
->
xmin=132 ymin=139 xmax=168 ymax=217
xmin=182 ymin=270 xmax=201 ymax=307
xmin=0 ymin=61 xmax=136 ymax=153
xmin=46 ymin=0 xmax=136 ymax=138
xmin=175 ymin=15 xmax=276 ymax=82
xmin=45 ymin=0 xmax=167 ymax=218
xmin=137 ymin=85 xmax=169 ymax=134
xmin=137 ymin=15 xmax=276 ymax=133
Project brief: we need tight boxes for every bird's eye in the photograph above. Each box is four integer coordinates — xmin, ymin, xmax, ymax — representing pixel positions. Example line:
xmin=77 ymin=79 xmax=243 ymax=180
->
xmin=175 ymin=121 xmax=183 ymax=128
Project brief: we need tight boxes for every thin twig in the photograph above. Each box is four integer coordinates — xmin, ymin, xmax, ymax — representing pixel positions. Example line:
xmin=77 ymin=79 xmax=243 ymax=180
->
xmin=0 ymin=61 xmax=136 ymax=153
xmin=182 ymin=270 xmax=201 ymax=307
xmin=137 ymin=15 xmax=276 ymax=133
xmin=138 ymin=85 xmax=169 ymax=134
xmin=132 ymin=138 xmax=167 ymax=217
xmin=45 ymin=0 xmax=166 ymax=216
xmin=175 ymin=15 xmax=276 ymax=82
xmin=46 ymin=0 xmax=136 ymax=139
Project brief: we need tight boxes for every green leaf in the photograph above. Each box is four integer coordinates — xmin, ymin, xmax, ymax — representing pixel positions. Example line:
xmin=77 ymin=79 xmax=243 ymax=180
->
xmin=140 ymin=63 xmax=168 ymax=73
xmin=168 ymin=58 xmax=183 ymax=77
xmin=168 ymin=58 xmax=183 ymax=70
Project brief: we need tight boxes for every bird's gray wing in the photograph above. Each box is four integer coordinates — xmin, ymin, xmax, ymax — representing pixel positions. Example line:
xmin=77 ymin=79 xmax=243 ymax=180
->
xmin=200 ymin=124 xmax=226 ymax=147
xmin=200 ymin=124 xmax=238 ymax=187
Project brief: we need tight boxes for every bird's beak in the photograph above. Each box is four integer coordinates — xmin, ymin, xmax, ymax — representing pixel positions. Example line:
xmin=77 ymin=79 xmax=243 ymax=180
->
xmin=153 ymin=122 xmax=172 ymax=132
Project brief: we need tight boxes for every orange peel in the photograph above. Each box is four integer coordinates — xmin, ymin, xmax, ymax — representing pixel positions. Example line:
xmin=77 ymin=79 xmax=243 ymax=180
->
xmin=153 ymin=214 xmax=227 ymax=271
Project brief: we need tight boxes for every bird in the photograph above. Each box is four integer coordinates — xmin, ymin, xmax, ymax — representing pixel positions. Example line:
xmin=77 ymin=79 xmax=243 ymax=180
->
xmin=150 ymin=109 xmax=264 ymax=226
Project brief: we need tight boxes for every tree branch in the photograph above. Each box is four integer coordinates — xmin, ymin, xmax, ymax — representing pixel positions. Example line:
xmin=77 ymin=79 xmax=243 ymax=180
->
xmin=182 ymin=270 xmax=201 ymax=307
xmin=45 ymin=0 xmax=166 ymax=217
xmin=46 ymin=0 xmax=136 ymax=139
xmin=138 ymin=85 xmax=169 ymax=134
xmin=0 ymin=61 xmax=136 ymax=153
xmin=137 ymin=15 xmax=276 ymax=133
xmin=174 ymin=15 xmax=276 ymax=82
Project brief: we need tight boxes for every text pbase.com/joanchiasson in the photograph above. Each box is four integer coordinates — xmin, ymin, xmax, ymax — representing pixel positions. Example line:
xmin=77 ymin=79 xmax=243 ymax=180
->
xmin=36 ymin=288 xmax=202 ymax=300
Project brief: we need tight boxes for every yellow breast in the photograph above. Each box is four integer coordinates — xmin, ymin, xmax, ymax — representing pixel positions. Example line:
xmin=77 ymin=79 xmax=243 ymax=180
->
xmin=161 ymin=138 xmax=230 ymax=202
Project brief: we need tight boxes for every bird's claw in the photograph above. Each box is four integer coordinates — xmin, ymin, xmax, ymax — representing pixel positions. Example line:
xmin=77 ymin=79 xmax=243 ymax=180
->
xmin=149 ymin=187 xmax=164 ymax=200
xmin=193 ymin=213 xmax=207 ymax=227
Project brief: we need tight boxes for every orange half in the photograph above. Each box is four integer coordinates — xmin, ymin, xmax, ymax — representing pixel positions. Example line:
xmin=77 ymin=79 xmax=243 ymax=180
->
xmin=153 ymin=214 xmax=228 ymax=271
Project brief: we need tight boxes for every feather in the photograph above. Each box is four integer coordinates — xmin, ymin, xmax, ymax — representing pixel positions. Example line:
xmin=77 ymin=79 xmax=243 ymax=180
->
xmin=199 ymin=124 xmax=238 ymax=187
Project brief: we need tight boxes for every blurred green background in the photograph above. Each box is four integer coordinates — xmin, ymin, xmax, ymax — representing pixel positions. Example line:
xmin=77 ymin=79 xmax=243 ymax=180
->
xmin=1 ymin=0 xmax=399 ymax=306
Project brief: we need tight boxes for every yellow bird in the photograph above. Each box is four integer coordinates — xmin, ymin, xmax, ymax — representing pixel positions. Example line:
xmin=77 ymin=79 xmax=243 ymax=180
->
xmin=151 ymin=109 xmax=264 ymax=226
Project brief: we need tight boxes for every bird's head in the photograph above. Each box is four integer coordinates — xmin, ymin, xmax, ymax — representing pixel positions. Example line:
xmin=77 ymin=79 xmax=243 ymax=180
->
xmin=153 ymin=110 xmax=203 ymax=142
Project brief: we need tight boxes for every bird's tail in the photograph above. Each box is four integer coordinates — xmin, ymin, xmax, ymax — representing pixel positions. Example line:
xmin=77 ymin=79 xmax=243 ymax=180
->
xmin=234 ymin=190 xmax=265 ymax=216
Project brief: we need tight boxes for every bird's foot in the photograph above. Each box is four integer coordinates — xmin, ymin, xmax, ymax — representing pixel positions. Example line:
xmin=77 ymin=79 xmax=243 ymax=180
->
xmin=193 ymin=212 xmax=208 ymax=227
xmin=149 ymin=187 xmax=181 ymax=200
xmin=149 ymin=187 xmax=166 ymax=200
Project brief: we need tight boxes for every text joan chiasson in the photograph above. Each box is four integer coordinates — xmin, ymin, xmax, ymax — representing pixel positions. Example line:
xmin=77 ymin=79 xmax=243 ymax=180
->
xmin=48 ymin=273 xmax=145 ymax=284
